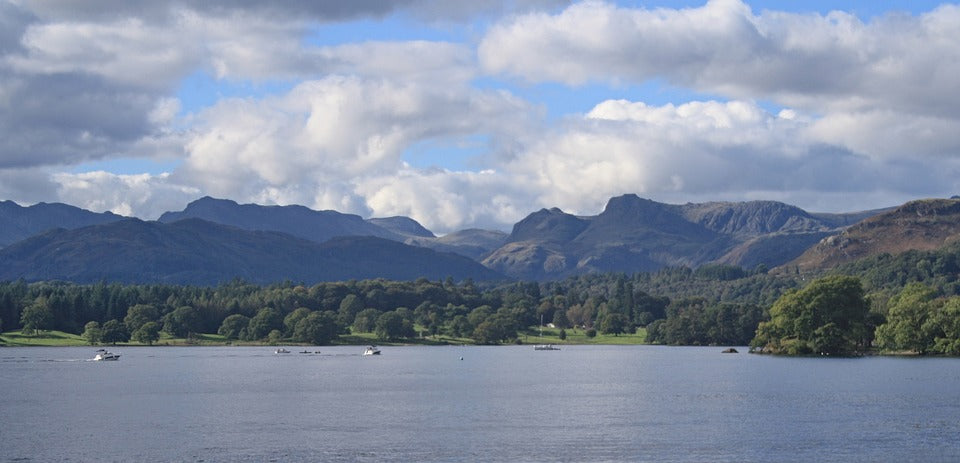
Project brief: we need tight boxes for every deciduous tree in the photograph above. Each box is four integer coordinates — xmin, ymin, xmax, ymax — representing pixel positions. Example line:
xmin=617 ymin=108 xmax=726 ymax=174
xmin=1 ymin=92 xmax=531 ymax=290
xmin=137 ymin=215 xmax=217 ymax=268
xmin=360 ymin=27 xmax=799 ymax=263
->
xmin=82 ymin=321 xmax=102 ymax=345
xmin=375 ymin=311 xmax=413 ymax=341
xmin=132 ymin=321 xmax=161 ymax=345
xmin=101 ymin=319 xmax=129 ymax=344
xmin=218 ymin=314 xmax=250 ymax=340
xmin=124 ymin=304 xmax=159 ymax=334
xmin=163 ymin=306 xmax=201 ymax=338
xmin=245 ymin=307 xmax=282 ymax=340
xmin=293 ymin=311 xmax=339 ymax=345
xmin=600 ymin=313 xmax=628 ymax=336
xmin=875 ymin=283 xmax=937 ymax=354
xmin=20 ymin=296 xmax=53 ymax=335
xmin=352 ymin=308 xmax=381 ymax=333
xmin=752 ymin=275 xmax=871 ymax=355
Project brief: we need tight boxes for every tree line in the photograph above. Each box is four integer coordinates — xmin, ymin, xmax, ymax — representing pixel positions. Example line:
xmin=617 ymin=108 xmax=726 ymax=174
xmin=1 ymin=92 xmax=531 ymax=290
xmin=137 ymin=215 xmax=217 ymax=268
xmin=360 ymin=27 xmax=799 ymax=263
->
xmin=5 ymin=242 xmax=960 ymax=354
xmin=1 ymin=276 xmax=673 ymax=345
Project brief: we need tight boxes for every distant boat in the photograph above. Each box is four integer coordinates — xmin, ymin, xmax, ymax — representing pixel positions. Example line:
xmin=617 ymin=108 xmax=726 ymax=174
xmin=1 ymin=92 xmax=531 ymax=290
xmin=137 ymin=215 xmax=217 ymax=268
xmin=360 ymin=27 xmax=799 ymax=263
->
xmin=92 ymin=349 xmax=120 ymax=361
xmin=275 ymin=348 xmax=290 ymax=354
xmin=535 ymin=315 xmax=560 ymax=351
xmin=534 ymin=344 xmax=560 ymax=351
xmin=363 ymin=345 xmax=381 ymax=356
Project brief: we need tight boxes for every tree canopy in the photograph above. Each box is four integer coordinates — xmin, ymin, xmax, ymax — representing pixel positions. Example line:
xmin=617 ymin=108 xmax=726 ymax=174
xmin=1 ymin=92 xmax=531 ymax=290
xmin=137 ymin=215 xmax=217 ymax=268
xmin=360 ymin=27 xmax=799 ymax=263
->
xmin=752 ymin=275 xmax=873 ymax=355
xmin=0 ymin=251 xmax=959 ymax=353
xmin=874 ymin=284 xmax=960 ymax=355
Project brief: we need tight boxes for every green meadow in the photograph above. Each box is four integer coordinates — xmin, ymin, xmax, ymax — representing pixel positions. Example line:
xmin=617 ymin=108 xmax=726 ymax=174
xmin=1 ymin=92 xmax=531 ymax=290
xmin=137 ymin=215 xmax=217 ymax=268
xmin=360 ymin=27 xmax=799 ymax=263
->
xmin=2 ymin=326 xmax=647 ymax=347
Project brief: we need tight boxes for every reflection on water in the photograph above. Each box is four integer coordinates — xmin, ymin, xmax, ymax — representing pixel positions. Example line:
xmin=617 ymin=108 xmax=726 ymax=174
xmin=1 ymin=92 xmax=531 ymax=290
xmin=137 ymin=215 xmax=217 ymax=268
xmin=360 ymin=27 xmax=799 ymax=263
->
xmin=2 ymin=345 xmax=959 ymax=462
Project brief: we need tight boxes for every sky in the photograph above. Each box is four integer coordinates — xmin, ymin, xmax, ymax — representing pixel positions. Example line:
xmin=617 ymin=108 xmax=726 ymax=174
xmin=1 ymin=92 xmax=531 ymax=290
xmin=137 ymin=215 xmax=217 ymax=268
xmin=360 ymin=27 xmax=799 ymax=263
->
xmin=1 ymin=0 xmax=958 ymax=233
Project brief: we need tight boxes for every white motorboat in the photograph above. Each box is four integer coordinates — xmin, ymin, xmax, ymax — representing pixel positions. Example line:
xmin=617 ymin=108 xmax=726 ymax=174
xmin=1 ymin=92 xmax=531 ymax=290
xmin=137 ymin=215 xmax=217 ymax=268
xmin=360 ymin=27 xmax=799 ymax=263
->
xmin=275 ymin=348 xmax=290 ymax=354
xmin=534 ymin=344 xmax=560 ymax=351
xmin=362 ymin=346 xmax=381 ymax=356
xmin=92 ymin=349 xmax=121 ymax=361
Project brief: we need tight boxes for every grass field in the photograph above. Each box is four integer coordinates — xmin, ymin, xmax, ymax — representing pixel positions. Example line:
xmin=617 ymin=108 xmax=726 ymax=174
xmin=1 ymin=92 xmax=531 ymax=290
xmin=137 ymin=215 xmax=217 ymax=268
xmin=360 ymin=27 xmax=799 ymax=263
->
xmin=518 ymin=326 xmax=647 ymax=346
xmin=0 ymin=330 xmax=88 ymax=346
xmin=1 ymin=326 xmax=648 ymax=347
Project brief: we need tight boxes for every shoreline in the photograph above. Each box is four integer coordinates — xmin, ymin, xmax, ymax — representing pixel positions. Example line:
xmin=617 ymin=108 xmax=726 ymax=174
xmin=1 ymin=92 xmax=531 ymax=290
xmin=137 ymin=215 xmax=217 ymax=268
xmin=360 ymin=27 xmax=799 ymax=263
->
xmin=0 ymin=329 xmax=647 ymax=348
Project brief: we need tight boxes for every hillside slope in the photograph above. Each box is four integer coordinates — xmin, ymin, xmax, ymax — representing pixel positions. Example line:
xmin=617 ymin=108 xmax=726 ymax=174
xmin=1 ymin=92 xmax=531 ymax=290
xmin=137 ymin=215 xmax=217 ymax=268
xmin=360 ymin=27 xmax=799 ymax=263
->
xmin=0 ymin=218 xmax=505 ymax=284
xmin=0 ymin=200 xmax=123 ymax=247
xmin=786 ymin=199 xmax=960 ymax=272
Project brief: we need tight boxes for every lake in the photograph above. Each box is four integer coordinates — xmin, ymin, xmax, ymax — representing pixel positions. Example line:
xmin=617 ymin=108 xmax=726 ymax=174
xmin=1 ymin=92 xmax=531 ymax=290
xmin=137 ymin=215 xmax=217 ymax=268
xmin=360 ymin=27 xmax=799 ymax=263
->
xmin=2 ymin=345 xmax=959 ymax=462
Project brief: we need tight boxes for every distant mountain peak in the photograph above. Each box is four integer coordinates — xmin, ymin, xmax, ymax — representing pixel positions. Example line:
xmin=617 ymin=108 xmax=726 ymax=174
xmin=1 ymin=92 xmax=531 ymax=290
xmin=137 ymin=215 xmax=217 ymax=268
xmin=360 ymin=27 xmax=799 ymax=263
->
xmin=159 ymin=196 xmax=402 ymax=243
xmin=508 ymin=207 xmax=588 ymax=244
xmin=679 ymin=200 xmax=824 ymax=236
xmin=0 ymin=200 xmax=124 ymax=248
xmin=368 ymin=216 xmax=435 ymax=238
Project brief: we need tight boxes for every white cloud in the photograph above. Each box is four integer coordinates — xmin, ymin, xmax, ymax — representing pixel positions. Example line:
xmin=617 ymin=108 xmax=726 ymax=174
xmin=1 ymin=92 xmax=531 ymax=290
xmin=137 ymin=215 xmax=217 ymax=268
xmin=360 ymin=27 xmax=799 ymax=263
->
xmin=479 ymin=0 xmax=960 ymax=115
xmin=15 ymin=1 xmax=568 ymax=24
xmin=51 ymin=171 xmax=199 ymax=219
xmin=9 ymin=17 xmax=200 ymax=90
xmin=807 ymin=110 xmax=960 ymax=160
xmin=479 ymin=0 xmax=761 ymax=86
xmin=0 ymin=167 xmax=61 ymax=204
xmin=499 ymin=98 xmax=959 ymax=217
xmin=1 ymin=0 xmax=958 ymax=235
xmin=0 ymin=0 xmax=489 ymax=172
xmin=474 ymin=0 xmax=960 ymax=206
xmin=166 ymin=74 xmax=536 ymax=226
xmin=314 ymin=41 xmax=476 ymax=85
xmin=357 ymin=168 xmax=530 ymax=232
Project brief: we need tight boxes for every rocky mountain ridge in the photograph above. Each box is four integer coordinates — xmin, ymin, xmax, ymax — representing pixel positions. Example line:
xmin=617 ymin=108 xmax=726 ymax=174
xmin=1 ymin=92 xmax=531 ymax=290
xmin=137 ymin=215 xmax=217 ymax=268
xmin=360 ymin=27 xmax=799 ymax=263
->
xmin=1 ymin=194 xmax=937 ymax=284
xmin=482 ymin=194 xmax=891 ymax=279
xmin=786 ymin=198 xmax=960 ymax=272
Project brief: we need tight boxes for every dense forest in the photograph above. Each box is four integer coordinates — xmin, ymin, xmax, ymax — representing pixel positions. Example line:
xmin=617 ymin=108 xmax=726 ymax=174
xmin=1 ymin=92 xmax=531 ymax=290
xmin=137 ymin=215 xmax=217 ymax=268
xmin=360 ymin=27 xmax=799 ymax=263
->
xmin=3 ymin=240 xmax=960 ymax=353
xmin=0 ymin=271 xmax=760 ymax=346
xmin=1 ymin=276 xmax=663 ymax=346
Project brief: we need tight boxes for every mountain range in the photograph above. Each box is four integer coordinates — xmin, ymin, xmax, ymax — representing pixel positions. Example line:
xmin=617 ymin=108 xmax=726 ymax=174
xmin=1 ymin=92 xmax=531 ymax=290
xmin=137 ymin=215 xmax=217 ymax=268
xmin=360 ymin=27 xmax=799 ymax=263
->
xmin=0 ymin=200 xmax=122 ymax=248
xmin=481 ymin=194 xmax=892 ymax=279
xmin=1 ymin=194 xmax=956 ymax=284
xmin=0 ymin=217 xmax=501 ymax=285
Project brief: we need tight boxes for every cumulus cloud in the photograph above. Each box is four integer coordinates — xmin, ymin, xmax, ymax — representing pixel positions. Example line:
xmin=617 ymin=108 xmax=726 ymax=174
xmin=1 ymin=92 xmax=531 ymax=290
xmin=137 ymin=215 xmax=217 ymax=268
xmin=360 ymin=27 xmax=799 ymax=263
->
xmin=472 ymin=0 xmax=960 ymax=210
xmin=499 ymin=98 xmax=959 ymax=217
xmin=17 ymin=0 xmax=569 ymax=24
xmin=807 ymin=111 xmax=960 ymax=160
xmin=0 ymin=1 xmax=487 ymax=174
xmin=479 ymin=0 xmax=960 ymax=115
xmin=0 ymin=72 xmax=166 ymax=168
xmin=166 ymin=74 xmax=536 ymax=228
xmin=2 ymin=0 xmax=554 ymax=230
xmin=51 ymin=171 xmax=201 ymax=218
xmin=357 ymin=168 xmax=531 ymax=232
xmin=0 ymin=167 xmax=61 ymax=204
xmin=1 ymin=0 xmax=957 ymax=235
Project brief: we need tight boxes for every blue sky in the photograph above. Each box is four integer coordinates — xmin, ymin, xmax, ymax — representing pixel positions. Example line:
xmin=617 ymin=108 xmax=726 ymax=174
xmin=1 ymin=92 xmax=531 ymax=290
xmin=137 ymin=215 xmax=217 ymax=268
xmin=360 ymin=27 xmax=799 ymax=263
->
xmin=157 ymin=0 xmax=959 ymax=173
xmin=2 ymin=0 xmax=959 ymax=231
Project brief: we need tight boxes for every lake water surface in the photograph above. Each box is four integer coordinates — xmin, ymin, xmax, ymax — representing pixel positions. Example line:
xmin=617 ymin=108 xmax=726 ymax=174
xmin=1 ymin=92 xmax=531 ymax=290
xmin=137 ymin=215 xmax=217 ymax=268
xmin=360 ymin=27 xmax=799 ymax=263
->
xmin=2 ymin=345 xmax=959 ymax=462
